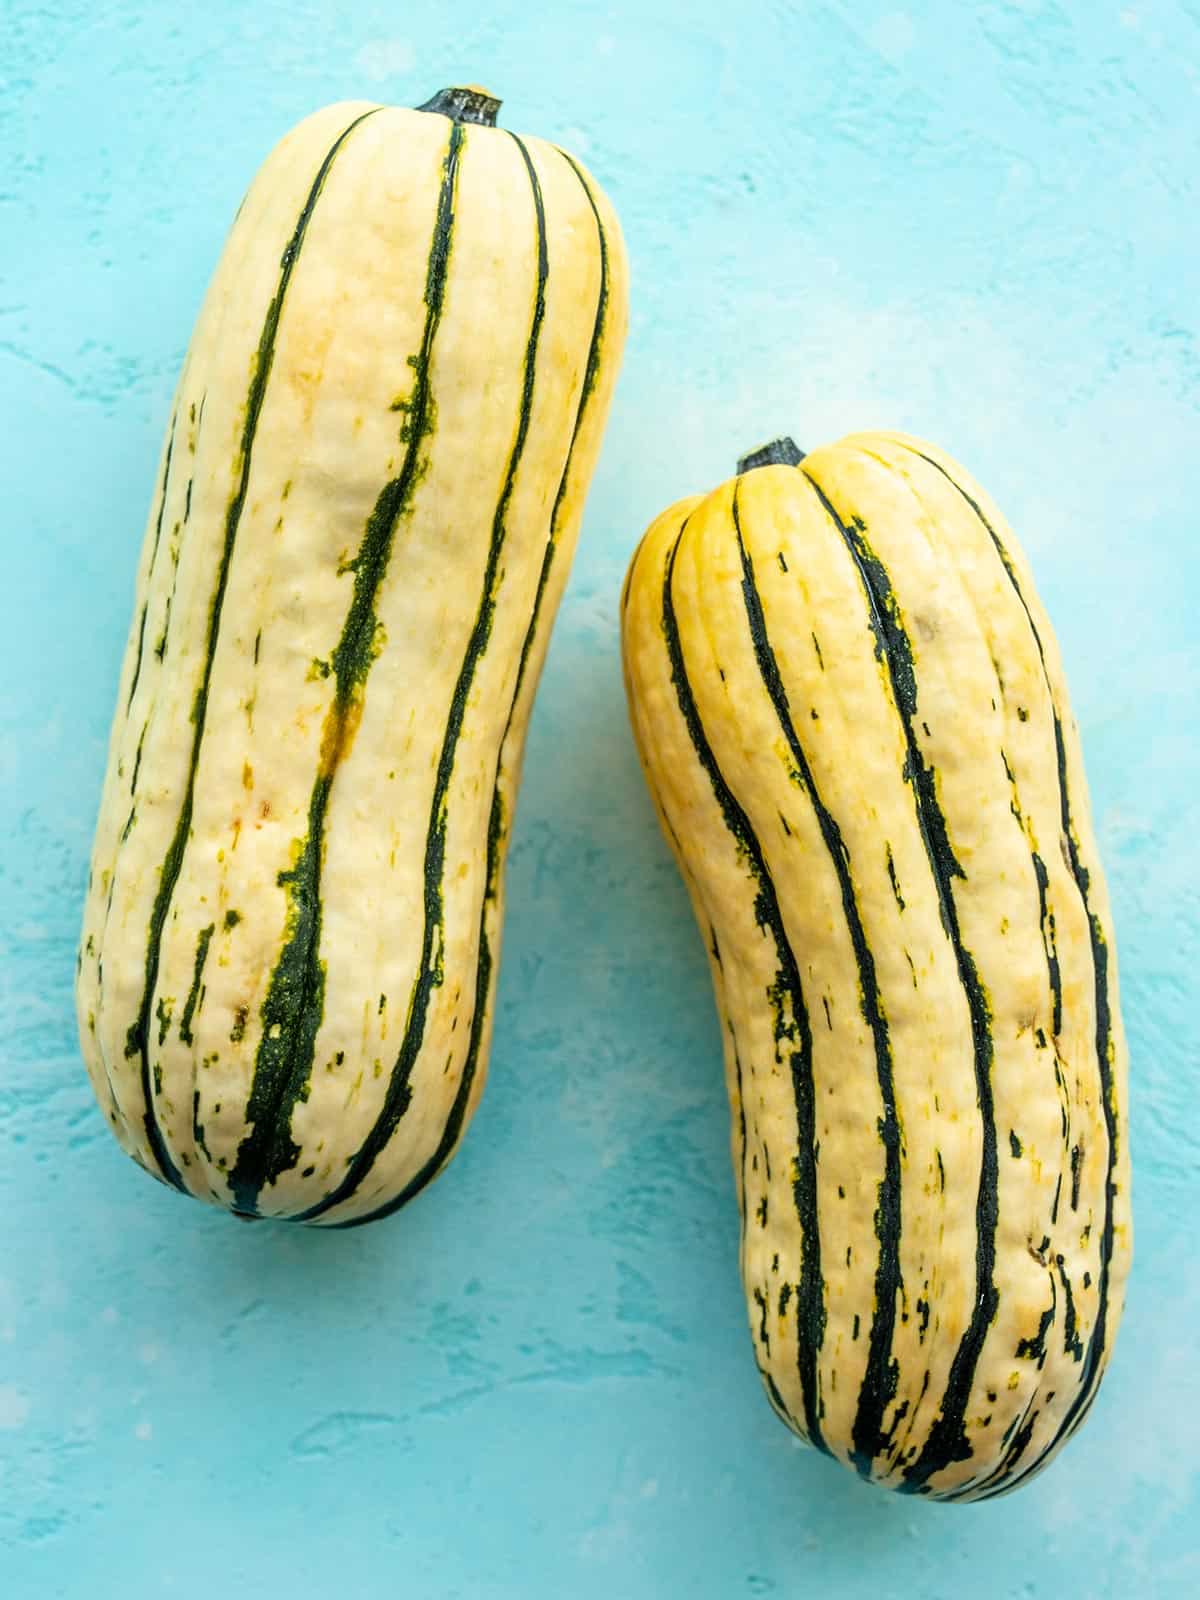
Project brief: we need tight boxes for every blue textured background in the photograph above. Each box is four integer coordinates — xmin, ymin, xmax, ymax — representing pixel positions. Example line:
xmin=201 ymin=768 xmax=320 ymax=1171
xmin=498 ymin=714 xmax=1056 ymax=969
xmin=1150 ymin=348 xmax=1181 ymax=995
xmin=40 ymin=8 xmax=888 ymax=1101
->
xmin=3 ymin=2 xmax=1198 ymax=1595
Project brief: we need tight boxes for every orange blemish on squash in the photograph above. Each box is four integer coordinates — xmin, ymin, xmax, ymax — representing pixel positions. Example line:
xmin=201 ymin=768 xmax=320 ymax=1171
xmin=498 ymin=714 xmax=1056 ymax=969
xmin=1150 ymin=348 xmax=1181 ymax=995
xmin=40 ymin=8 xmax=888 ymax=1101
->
xmin=318 ymin=695 xmax=364 ymax=780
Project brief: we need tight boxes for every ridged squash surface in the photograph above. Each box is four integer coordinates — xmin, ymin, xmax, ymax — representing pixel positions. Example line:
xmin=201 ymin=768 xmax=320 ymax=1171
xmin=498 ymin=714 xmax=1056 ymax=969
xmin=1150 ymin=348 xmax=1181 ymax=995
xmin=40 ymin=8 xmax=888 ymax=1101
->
xmin=77 ymin=92 xmax=628 ymax=1224
xmin=620 ymin=433 xmax=1131 ymax=1499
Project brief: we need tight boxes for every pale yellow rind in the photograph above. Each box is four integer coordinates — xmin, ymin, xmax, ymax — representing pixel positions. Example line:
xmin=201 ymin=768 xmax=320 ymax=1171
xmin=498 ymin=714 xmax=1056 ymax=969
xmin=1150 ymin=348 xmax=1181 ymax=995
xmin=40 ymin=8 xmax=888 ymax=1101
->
xmin=620 ymin=434 xmax=1130 ymax=1499
xmin=77 ymin=98 xmax=628 ymax=1221
xmin=79 ymin=102 xmax=376 ymax=1186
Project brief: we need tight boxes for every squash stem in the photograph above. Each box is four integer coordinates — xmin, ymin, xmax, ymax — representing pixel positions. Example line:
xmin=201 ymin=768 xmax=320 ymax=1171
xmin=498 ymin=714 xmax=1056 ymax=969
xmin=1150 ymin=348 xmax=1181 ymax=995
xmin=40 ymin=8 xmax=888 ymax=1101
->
xmin=737 ymin=437 xmax=806 ymax=473
xmin=417 ymin=86 xmax=501 ymax=126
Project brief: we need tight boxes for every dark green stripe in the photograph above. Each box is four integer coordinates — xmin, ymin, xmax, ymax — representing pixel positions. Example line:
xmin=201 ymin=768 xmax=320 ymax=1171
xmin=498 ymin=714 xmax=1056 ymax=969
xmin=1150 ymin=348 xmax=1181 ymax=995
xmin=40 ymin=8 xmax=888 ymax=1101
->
xmin=335 ymin=142 xmax=613 ymax=1229
xmin=885 ymin=845 xmax=905 ymax=910
xmin=1016 ymin=1272 xmax=1057 ymax=1369
xmin=1031 ymin=851 xmax=1063 ymax=1037
xmin=706 ymin=924 xmax=754 ymax=1252
xmin=890 ymin=1368 xmax=932 ymax=1469
xmin=754 ymin=1286 xmax=771 ymax=1352
xmin=126 ymin=410 xmax=178 ymax=714
xmin=298 ymin=129 xmax=549 ymax=1223
xmin=955 ymin=1401 xmax=1042 ymax=1501
xmin=896 ymin=442 xmax=1119 ymax=1485
xmin=1053 ymin=1048 xmax=1070 ymax=1142
xmin=953 ymin=1239 xmax=1055 ymax=1491
xmin=1001 ymin=747 xmax=1064 ymax=1039
xmin=729 ymin=1023 xmax=750 ymax=1249
xmin=1057 ymin=1252 xmax=1085 ymax=1362
xmin=708 ymin=923 xmax=751 ymax=1259
xmin=553 ymin=151 xmax=613 ymax=418
xmin=129 ymin=720 xmax=147 ymax=795
xmin=970 ymin=1397 xmax=1063 ymax=1502
xmin=713 ymin=926 xmax=752 ymax=1259
xmin=732 ymin=484 xmax=902 ymax=1476
xmin=799 ymin=465 xmax=999 ymax=1492
xmin=126 ymin=611 xmax=150 ymax=715
xmin=178 ymin=923 xmax=215 ymax=1047
xmin=193 ymin=1091 xmax=212 ymax=1164
xmin=955 ymin=1266 xmax=1066 ymax=1501
xmin=762 ymin=1369 xmax=794 ymax=1428
xmin=1070 ymin=1141 xmax=1084 ymax=1210
xmin=656 ymin=512 xmax=828 ymax=1451
xmin=153 ymin=588 xmax=173 ymax=663
xmin=225 ymin=117 xmax=463 ymax=1215
xmin=124 ymin=108 xmax=379 ymax=1193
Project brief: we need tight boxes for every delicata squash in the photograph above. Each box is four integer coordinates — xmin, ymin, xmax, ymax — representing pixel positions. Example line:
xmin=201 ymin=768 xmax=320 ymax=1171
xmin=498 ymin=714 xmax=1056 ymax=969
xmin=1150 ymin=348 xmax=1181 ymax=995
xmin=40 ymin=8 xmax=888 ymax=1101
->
xmin=620 ymin=433 xmax=1131 ymax=1499
xmin=77 ymin=86 xmax=627 ymax=1224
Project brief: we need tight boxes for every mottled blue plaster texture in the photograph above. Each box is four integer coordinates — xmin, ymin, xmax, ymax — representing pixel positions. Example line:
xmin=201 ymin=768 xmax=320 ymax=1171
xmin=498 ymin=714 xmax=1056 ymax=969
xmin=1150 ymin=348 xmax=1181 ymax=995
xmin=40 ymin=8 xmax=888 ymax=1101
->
xmin=2 ymin=2 xmax=1197 ymax=1595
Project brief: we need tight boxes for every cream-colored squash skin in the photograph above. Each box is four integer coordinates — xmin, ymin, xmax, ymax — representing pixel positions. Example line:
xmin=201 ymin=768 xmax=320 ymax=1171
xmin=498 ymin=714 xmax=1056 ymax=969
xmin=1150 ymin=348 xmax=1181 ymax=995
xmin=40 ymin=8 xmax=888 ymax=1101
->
xmin=620 ymin=435 xmax=1130 ymax=1500
xmin=77 ymin=92 xmax=628 ymax=1224
xmin=78 ymin=100 xmax=367 ymax=1180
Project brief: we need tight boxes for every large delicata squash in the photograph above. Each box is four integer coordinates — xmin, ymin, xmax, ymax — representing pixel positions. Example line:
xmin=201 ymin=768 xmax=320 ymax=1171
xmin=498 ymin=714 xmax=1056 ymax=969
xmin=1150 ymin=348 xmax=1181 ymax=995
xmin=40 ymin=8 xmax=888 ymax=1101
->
xmin=621 ymin=434 xmax=1131 ymax=1500
xmin=77 ymin=86 xmax=627 ymax=1225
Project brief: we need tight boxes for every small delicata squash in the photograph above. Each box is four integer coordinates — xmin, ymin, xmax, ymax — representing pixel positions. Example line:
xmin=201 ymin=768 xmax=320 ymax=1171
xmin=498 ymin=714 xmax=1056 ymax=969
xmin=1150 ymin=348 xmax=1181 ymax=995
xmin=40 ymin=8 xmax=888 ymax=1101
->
xmin=77 ymin=86 xmax=627 ymax=1224
xmin=620 ymin=433 xmax=1131 ymax=1499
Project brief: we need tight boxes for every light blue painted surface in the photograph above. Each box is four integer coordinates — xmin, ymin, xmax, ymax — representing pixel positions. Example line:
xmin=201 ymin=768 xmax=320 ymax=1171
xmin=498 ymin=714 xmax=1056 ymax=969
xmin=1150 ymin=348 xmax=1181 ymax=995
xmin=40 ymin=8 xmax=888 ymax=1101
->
xmin=2 ymin=1 xmax=1198 ymax=1593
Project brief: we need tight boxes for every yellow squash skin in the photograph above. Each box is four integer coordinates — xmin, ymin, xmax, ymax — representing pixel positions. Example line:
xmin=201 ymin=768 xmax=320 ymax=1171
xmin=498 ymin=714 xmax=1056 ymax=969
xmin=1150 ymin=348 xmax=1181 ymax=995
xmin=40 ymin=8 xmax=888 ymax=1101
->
xmin=77 ymin=90 xmax=627 ymax=1225
xmin=620 ymin=433 xmax=1131 ymax=1500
